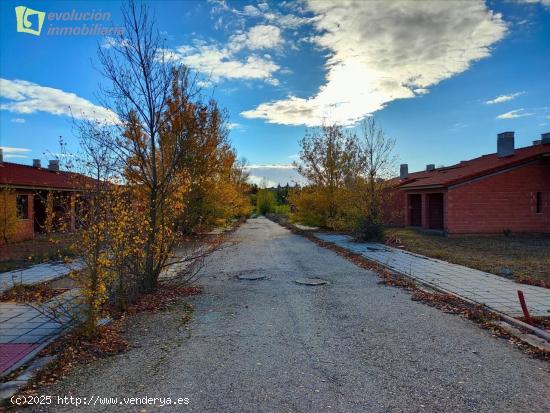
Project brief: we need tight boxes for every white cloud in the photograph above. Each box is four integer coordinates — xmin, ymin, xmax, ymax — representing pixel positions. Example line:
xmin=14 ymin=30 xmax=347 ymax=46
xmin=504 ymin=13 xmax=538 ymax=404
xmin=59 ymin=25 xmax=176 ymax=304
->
xmin=164 ymin=28 xmax=281 ymax=85
xmin=1 ymin=146 xmax=31 ymax=159
xmin=227 ymin=122 xmax=241 ymax=130
xmin=10 ymin=117 xmax=26 ymax=123
xmin=3 ymin=154 xmax=29 ymax=159
xmin=230 ymin=25 xmax=283 ymax=51
xmin=243 ymin=5 xmax=261 ymax=17
xmin=245 ymin=163 xmax=305 ymax=187
xmin=246 ymin=163 xmax=295 ymax=170
xmin=242 ymin=0 xmax=507 ymax=126
xmin=496 ymin=108 xmax=533 ymax=119
xmin=247 ymin=175 xmax=278 ymax=187
xmin=240 ymin=3 xmax=310 ymax=28
xmin=517 ymin=0 xmax=550 ymax=6
xmin=0 ymin=146 xmax=31 ymax=153
xmin=485 ymin=91 xmax=524 ymax=104
xmin=0 ymin=79 xmax=118 ymax=123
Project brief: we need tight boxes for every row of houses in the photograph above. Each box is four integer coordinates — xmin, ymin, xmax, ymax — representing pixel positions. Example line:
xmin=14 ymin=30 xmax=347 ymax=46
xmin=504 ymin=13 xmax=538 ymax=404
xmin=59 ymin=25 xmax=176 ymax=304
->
xmin=390 ymin=132 xmax=550 ymax=235
xmin=0 ymin=156 xmax=79 ymax=243
xmin=1 ymin=131 xmax=549 ymax=243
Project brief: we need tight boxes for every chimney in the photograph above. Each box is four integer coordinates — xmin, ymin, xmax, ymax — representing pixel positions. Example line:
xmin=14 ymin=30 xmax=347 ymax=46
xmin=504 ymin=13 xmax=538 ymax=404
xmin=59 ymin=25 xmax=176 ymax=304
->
xmin=399 ymin=163 xmax=408 ymax=179
xmin=497 ymin=131 xmax=515 ymax=157
xmin=532 ymin=140 xmax=541 ymax=146
xmin=33 ymin=159 xmax=41 ymax=168
xmin=541 ymin=132 xmax=550 ymax=145
xmin=426 ymin=164 xmax=435 ymax=172
xmin=0 ymin=148 xmax=3 ymax=165
xmin=48 ymin=160 xmax=59 ymax=172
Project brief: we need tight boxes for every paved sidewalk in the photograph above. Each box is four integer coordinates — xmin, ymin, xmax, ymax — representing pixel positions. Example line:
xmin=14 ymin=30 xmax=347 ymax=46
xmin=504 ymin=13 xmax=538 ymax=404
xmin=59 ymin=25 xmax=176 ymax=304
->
xmin=0 ymin=290 xmax=80 ymax=375
xmin=0 ymin=260 xmax=84 ymax=293
xmin=314 ymin=233 xmax=550 ymax=318
xmin=1 ymin=244 xmax=202 ymax=377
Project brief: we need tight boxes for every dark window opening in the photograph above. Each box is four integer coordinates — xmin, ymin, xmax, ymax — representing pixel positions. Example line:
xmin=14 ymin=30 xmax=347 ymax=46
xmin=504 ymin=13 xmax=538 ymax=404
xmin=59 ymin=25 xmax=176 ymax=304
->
xmin=536 ymin=192 xmax=542 ymax=214
xmin=16 ymin=195 xmax=29 ymax=219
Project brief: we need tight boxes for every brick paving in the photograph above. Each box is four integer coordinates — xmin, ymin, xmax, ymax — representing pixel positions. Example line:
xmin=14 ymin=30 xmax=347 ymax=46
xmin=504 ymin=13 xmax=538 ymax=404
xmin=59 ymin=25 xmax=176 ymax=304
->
xmin=314 ymin=233 xmax=550 ymax=318
xmin=0 ymin=344 xmax=39 ymax=374
xmin=0 ymin=291 xmax=80 ymax=375
xmin=0 ymin=260 xmax=84 ymax=293
xmin=0 ymin=244 xmax=198 ymax=377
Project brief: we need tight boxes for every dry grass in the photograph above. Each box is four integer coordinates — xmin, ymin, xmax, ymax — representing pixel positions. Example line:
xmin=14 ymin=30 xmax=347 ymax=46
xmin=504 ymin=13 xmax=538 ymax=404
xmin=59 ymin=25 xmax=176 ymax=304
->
xmin=0 ymin=233 xmax=76 ymax=273
xmin=385 ymin=228 xmax=550 ymax=287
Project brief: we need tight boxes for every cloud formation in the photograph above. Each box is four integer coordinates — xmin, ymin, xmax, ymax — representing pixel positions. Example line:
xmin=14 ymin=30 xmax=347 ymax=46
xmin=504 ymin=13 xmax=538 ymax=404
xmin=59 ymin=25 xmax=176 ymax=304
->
xmin=0 ymin=79 xmax=117 ymax=123
xmin=166 ymin=44 xmax=280 ymax=84
xmin=229 ymin=24 xmax=283 ymax=51
xmin=496 ymin=108 xmax=533 ymax=119
xmin=245 ymin=163 xmax=305 ymax=187
xmin=164 ymin=24 xmax=283 ymax=85
xmin=169 ymin=0 xmax=310 ymax=85
xmin=485 ymin=91 xmax=524 ymax=104
xmin=242 ymin=0 xmax=507 ymax=126
xmin=0 ymin=146 xmax=31 ymax=159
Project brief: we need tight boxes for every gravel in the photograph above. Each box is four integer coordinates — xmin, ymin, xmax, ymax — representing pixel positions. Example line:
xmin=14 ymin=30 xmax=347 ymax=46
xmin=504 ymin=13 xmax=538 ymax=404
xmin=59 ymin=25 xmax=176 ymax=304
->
xmin=25 ymin=217 xmax=549 ymax=413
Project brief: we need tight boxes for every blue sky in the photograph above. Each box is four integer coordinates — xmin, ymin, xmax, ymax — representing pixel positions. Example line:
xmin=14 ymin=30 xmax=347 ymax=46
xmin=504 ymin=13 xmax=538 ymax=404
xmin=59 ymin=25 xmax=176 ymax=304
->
xmin=1 ymin=0 xmax=550 ymax=186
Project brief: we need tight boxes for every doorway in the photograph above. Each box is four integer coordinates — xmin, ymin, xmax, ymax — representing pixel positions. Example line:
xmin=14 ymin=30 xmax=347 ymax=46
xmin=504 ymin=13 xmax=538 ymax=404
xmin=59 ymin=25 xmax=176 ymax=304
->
xmin=428 ymin=193 xmax=444 ymax=230
xmin=409 ymin=194 xmax=422 ymax=226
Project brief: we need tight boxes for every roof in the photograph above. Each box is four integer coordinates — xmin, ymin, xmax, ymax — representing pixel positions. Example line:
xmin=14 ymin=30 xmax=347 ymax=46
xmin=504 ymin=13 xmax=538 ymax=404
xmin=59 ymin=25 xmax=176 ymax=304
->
xmin=0 ymin=162 xmax=86 ymax=190
xmin=398 ymin=143 xmax=550 ymax=190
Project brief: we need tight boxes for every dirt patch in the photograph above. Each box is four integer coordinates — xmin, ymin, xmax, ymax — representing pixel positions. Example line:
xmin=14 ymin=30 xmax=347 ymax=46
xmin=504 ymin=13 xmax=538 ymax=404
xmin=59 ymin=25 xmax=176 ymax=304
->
xmin=0 ymin=233 xmax=77 ymax=273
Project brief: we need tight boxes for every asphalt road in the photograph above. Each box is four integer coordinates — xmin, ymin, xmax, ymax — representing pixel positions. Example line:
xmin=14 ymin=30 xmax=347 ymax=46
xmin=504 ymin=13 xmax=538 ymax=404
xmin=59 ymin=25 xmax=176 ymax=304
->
xmin=27 ymin=217 xmax=549 ymax=413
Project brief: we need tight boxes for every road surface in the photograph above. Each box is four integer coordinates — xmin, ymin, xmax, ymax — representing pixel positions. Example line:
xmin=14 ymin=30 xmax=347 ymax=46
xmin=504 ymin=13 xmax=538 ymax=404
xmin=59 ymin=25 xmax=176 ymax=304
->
xmin=27 ymin=217 xmax=549 ymax=412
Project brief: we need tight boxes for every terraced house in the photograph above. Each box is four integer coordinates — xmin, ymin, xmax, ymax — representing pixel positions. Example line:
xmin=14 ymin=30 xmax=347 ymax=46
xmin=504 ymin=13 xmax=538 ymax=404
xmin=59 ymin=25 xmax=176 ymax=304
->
xmin=0 ymin=152 xmax=84 ymax=243
xmin=393 ymin=132 xmax=550 ymax=235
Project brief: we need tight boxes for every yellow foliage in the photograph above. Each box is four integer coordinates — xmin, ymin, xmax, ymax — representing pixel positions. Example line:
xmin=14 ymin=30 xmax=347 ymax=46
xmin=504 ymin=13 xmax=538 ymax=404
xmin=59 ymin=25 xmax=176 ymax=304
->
xmin=289 ymin=186 xmax=361 ymax=231
xmin=0 ymin=188 xmax=17 ymax=243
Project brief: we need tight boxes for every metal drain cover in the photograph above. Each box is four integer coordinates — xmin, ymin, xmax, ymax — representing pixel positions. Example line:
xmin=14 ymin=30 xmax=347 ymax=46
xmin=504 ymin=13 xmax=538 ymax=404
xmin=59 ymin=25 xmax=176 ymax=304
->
xmin=294 ymin=277 xmax=329 ymax=286
xmin=237 ymin=274 xmax=266 ymax=281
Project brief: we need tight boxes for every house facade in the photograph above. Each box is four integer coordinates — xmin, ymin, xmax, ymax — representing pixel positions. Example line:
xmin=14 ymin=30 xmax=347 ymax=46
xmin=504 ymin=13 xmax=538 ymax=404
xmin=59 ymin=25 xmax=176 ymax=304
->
xmin=0 ymin=154 xmax=83 ymax=243
xmin=392 ymin=132 xmax=550 ymax=235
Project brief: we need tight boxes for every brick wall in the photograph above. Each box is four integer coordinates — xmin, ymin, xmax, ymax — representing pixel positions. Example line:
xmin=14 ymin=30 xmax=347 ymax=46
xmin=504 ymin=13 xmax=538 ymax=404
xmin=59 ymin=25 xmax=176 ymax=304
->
xmin=15 ymin=190 xmax=35 ymax=242
xmin=0 ymin=190 xmax=34 ymax=244
xmin=384 ymin=188 xmax=407 ymax=226
xmin=446 ymin=158 xmax=550 ymax=234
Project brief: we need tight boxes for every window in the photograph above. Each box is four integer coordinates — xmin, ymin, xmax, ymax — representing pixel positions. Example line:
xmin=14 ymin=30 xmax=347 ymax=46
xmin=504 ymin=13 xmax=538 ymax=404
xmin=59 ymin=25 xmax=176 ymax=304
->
xmin=16 ymin=195 xmax=29 ymax=219
xmin=536 ymin=192 xmax=542 ymax=214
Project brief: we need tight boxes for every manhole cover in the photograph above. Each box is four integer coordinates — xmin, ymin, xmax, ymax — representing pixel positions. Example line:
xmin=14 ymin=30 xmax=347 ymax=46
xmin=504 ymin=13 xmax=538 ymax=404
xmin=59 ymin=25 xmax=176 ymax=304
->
xmin=237 ymin=274 xmax=266 ymax=281
xmin=294 ymin=277 xmax=329 ymax=286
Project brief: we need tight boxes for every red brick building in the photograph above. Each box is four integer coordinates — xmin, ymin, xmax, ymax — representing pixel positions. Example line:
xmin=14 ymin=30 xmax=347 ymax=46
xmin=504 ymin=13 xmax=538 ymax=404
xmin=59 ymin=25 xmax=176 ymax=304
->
xmin=392 ymin=132 xmax=550 ymax=235
xmin=0 ymin=156 xmax=83 ymax=243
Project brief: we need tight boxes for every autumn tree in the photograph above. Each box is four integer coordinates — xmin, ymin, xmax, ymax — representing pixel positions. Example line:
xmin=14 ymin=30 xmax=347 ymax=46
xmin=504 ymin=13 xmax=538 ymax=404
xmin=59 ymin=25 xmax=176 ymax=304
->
xmin=94 ymin=1 xmax=199 ymax=292
xmin=293 ymin=123 xmax=362 ymax=228
xmin=354 ymin=117 xmax=397 ymax=240
xmin=162 ymin=87 xmax=249 ymax=232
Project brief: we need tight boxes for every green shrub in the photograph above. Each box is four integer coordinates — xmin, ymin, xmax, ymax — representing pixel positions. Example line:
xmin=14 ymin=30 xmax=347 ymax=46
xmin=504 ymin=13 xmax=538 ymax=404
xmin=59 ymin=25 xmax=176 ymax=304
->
xmin=354 ymin=215 xmax=385 ymax=241
xmin=273 ymin=204 xmax=291 ymax=216
xmin=257 ymin=189 xmax=276 ymax=215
